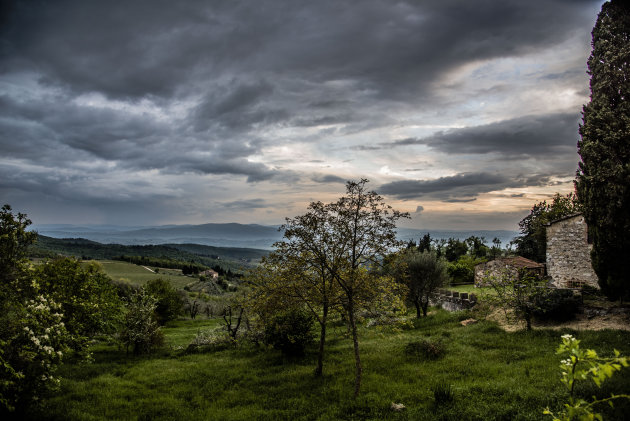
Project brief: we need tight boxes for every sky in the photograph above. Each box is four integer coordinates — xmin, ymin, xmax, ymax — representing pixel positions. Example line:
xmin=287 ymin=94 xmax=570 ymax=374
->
xmin=0 ymin=0 xmax=604 ymax=230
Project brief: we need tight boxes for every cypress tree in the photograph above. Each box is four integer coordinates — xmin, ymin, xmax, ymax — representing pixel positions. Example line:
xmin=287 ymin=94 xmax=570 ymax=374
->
xmin=576 ymin=0 xmax=630 ymax=300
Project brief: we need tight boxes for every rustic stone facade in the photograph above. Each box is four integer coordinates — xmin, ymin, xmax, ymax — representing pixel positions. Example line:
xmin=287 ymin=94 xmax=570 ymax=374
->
xmin=546 ymin=213 xmax=598 ymax=289
xmin=474 ymin=256 xmax=544 ymax=286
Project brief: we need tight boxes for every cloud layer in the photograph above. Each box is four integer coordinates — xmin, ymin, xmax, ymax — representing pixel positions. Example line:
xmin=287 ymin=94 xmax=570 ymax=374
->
xmin=0 ymin=0 xmax=602 ymax=229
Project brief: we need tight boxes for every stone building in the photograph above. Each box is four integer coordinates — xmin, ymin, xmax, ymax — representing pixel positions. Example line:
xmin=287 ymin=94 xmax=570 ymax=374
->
xmin=545 ymin=213 xmax=598 ymax=289
xmin=474 ymin=256 xmax=545 ymax=286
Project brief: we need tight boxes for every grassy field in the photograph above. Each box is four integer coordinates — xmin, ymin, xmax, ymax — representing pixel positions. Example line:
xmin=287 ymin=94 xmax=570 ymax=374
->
xmin=96 ymin=260 xmax=194 ymax=289
xmin=25 ymin=309 xmax=630 ymax=421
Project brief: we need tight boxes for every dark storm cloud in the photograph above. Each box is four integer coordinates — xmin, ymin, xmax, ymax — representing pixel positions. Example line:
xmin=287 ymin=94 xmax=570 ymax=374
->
xmin=0 ymin=94 xmax=279 ymax=183
xmin=380 ymin=171 xmax=557 ymax=201
xmin=390 ymin=113 xmax=580 ymax=158
xmin=0 ymin=0 xmax=600 ymax=224
xmin=1 ymin=0 xmax=598 ymax=103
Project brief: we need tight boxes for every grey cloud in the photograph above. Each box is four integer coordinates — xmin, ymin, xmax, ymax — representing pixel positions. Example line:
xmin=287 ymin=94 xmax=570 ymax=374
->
xmin=0 ymin=93 xmax=281 ymax=183
xmin=389 ymin=113 xmax=580 ymax=158
xmin=444 ymin=198 xmax=477 ymax=203
xmin=379 ymin=172 xmax=556 ymax=201
xmin=312 ymin=174 xmax=347 ymax=184
xmin=221 ymin=199 xmax=269 ymax=210
xmin=1 ymin=0 xmax=598 ymax=103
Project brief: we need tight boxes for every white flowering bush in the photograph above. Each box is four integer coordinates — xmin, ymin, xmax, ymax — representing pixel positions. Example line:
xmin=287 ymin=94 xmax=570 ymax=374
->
xmin=185 ymin=327 xmax=236 ymax=353
xmin=0 ymin=294 xmax=71 ymax=413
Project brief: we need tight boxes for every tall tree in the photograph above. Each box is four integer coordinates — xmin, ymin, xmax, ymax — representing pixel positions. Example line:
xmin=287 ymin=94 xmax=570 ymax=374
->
xmin=576 ymin=0 xmax=630 ymax=300
xmin=325 ymin=180 xmax=408 ymax=397
xmin=513 ymin=193 xmax=581 ymax=262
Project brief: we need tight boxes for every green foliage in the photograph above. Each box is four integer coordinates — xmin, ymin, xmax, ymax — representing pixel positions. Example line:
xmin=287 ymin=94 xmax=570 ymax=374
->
xmin=250 ymin=179 xmax=408 ymax=395
xmin=444 ymin=238 xmax=468 ymax=262
xmin=0 ymin=295 xmax=71 ymax=413
xmin=532 ymin=289 xmax=581 ymax=323
xmin=34 ymin=258 xmax=121 ymax=352
xmin=144 ymin=278 xmax=185 ymax=325
xmin=404 ymin=338 xmax=446 ymax=360
xmin=263 ymin=308 xmax=315 ymax=357
xmin=119 ymin=289 xmax=164 ymax=355
xmin=447 ymin=254 xmax=486 ymax=285
xmin=576 ymin=1 xmax=630 ymax=300
xmin=481 ymin=269 xmax=550 ymax=331
xmin=513 ymin=193 xmax=581 ymax=263
xmin=395 ymin=249 xmax=448 ymax=317
xmin=0 ymin=204 xmax=37 ymax=284
xmin=18 ymin=312 xmax=630 ymax=420
xmin=544 ymin=334 xmax=630 ymax=420
xmin=0 ymin=205 xmax=73 ymax=413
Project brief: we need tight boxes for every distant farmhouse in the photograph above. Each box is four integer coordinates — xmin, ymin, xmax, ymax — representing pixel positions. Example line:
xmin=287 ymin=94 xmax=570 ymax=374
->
xmin=545 ymin=213 xmax=598 ymax=289
xmin=474 ymin=256 xmax=544 ymax=287
xmin=199 ymin=269 xmax=219 ymax=280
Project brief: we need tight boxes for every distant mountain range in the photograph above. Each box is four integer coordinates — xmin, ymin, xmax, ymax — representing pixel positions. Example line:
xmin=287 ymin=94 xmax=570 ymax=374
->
xmin=32 ymin=223 xmax=519 ymax=249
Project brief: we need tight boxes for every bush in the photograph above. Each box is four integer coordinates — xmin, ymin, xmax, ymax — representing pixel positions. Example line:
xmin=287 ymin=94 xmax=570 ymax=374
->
xmin=404 ymin=338 xmax=446 ymax=360
xmin=145 ymin=279 xmax=185 ymax=325
xmin=263 ymin=308 xmax=314 ymax=357
xmin=532 ymin=289 xmax=581 ymax=322
xmin=34 ymin=258 xmax=122 ymax=352
xmin=118 ymin=289 xmax=164 ymax=355
xmin=185 ymin=328 xmax=235 ymax=353
xmin=0 ymin=295 xmax=71 ymax=413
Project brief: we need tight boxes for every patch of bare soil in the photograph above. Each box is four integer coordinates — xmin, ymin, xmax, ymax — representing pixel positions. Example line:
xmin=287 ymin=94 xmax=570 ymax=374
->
xmin=485 ymin=302 xmax=630 ymax=332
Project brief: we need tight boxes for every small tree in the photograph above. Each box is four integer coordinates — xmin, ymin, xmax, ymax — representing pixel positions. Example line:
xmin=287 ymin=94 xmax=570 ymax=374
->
xmin=396 ymin=249 xmax=448 ymax=318
xmin=145 ymin=278 xmax=184 ymax=325
xmin=119 ymin=289 xmax=164 ymax=355
xmin=481 ymin=269 xmax=549 ymax=331
xmin=323 ymin=180 xmax=408 ymax=397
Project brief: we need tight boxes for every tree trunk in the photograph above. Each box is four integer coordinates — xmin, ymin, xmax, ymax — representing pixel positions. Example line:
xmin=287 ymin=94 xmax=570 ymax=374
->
xmin=525 ymin=313 xmax=532 ymax=331
xmin=315 ymin=304 xmax=328 ymax=376
xmin=421 ymin=301 xmax=429 ymax=317
xmin=414 ymin=301 xmax=421 ymax=318
xmin=348 ymin=297 xmax=362 ymax=398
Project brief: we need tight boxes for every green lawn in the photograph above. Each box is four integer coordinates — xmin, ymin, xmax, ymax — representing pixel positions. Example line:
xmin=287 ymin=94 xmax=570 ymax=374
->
xmin=26 ymin=310 xmax=630 ymax=420
xmin=97 ymin=260 xmax=194 ymax=289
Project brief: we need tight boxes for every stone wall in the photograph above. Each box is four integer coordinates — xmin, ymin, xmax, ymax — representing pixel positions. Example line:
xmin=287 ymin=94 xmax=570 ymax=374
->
xmin=430 ymin=289 xmax=477 ymax=311
xmin=546 ymin=214 xmax=599 ymax=289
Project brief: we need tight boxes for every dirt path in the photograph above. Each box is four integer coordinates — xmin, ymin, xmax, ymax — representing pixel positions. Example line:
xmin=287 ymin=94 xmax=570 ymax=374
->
xmin=141 ymin=266 xmax=155 ymax=273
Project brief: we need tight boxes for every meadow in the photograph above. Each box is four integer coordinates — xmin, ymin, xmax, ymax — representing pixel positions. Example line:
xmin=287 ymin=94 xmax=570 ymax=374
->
xmin=25 ymin=309 xmax=630 ymax=421
xmin=97 ymin=260 xmax=193 ymax=289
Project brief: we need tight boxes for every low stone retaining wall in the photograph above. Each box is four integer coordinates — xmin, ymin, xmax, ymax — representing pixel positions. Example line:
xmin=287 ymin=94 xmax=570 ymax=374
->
xmin=430 ymin=288 xmax=478 ymax=311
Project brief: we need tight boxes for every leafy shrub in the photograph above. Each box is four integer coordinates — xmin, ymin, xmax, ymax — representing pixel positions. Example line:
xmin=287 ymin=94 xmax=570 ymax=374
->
xmin=404 ymin=339 xmax=446 ymax=360
xmin=432 ymin=382 xmax=455 ymax=406
xmin=118 ymin=289 xmax=164 ymax=355
xmin=145 ymin=278 xmax=185 ymax=325
xmin=532 ymin=289 xmax=581 ymax=322
xmin=263 ymin=308 xmax=314 ymax=357
xmin=0 ymin=295 xmax=71 ymax=412
xmin=35 ymin=258 xmax=122 ymax=352
xmin=185 ymin=328 xmax=235 ymax=353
